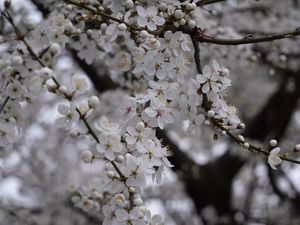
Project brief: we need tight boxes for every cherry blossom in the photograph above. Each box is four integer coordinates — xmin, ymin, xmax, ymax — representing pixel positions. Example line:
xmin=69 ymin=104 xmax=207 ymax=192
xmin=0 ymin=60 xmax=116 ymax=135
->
xmin=1 ymin=1 xmax=300 ymax=225
xmin=96 ymin=134 xmax=123 ymax=160
xmin=136 ymin=6 xmax=165 ymax=31
xmin=143 ymin=98 xmax=174 ymax=129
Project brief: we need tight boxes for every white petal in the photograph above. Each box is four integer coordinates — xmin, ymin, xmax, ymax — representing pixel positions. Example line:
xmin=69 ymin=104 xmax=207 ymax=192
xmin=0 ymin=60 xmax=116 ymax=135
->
xmin=105 ymin=150 xmax=115 ymax=160
xmin=136 ymin=6 xmax=146 ymax=17
xmin=196 ymin=74 xmax=206 ymax=83
xmin=147 ymin=21 xmax=157 ymax=31
xmin=137 ymin=17 xmax=148 ymax=27
xmin=203 ymin=65 xmax=211 ymax=77
xmin=202 ymin=83 xmax=210 ymax=93
xmin=114 ymin=143 xmax=123 ymax=153
xmin=126 ymin=126 xmax=136 ymax=135
xmin=144 ymin=107 xmax=157 ymax=118
xmin=270 ymin=147 xmax=281 ymax=155
xmin=126 ymin=136 xmax=136 ymax=145
xmin=57 ymin=104 xmax=69 ymax=115
xmin=213 ymin=59 xmax=220 ymax=72
xmin=195 ymin=114 xmax=205 ymax=125
xmin=157 ymin=117 xmax=164 ymax=129
xmin=147 ymin=6 xmax=158 ymax=16
xmin=153 ymin=16 xmax=165 ymax=26
xmin=162 ymin=113 xmax=174 ymax=123
xmin=96 ymin=144 xmax=105 ymax=153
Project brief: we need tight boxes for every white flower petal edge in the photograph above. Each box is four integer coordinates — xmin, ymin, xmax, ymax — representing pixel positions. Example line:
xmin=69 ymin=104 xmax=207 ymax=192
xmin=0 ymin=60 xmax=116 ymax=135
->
xmin=268 ymin=147 xmax=282 ymax=170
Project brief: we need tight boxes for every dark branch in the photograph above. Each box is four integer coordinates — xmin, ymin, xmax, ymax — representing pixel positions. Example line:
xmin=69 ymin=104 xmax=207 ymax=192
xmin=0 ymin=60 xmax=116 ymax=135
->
xmin=198 ymin=28 xmax=300 ymax=45
xmin=197 ymin=0 xmax=227 ymax=6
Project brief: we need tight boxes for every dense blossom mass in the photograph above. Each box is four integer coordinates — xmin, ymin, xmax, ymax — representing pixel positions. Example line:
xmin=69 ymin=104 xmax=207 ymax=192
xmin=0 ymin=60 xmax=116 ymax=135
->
xmin=1 ymin=0 xmax=300 ymax=224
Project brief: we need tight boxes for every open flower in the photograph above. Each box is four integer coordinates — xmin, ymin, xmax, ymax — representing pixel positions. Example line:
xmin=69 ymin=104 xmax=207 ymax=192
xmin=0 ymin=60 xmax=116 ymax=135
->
xmin=56 ymin=103 xmax=79 ymax=129
xmin=143 ymin=98 xmax=174 ymax=129
xmin=96 ymin=134 xmax=123 ymax=160
xmin=268 ymin=147 xmax=282 ymax=170
xmin=196 ymin=65 xmax=220 ymax=93
xmin=136 ymin=6 xmax=165 ymax=31
xmin=95 ymin=116 xmax=120 ymax=135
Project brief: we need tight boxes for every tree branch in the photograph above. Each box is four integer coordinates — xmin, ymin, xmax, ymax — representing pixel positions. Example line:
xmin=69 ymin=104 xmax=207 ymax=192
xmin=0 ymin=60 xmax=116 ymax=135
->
xmin=198 ymin=28 xmax=300 ymax=45
xmin=197 ymin=0 xmax=227 ymax=6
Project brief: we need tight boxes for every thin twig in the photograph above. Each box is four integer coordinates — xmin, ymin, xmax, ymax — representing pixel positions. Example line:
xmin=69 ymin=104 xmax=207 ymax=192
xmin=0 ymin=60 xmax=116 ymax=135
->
xmin=66 ymin=0 xmax=149 ymax=33
xmin=198 ymin=28 xmax=300 ymax=45
xmin=0 ymin=97 xmax=10 ymax=113
xmin=197 ymin=0 xmax=227 ymax=6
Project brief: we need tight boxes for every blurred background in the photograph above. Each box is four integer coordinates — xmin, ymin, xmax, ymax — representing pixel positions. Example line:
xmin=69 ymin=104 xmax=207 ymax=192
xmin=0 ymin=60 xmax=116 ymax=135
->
xmin=1 ymin=0 xmax=300 ymax=224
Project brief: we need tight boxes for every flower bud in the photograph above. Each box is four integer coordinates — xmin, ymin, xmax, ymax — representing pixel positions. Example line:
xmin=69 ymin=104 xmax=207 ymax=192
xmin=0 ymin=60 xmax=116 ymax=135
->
xmin=221 ymin=68 xmax=230 ymax=76
xmin=129 ymin=186 xmax=135 ymax=193
xmin=149 ymin=38 xmax=160 ymax=49
xmin=174 ymin=10 xmax=184 ymax=19
xmin=238 ymin=135 xmax=245 ymax=142
xmin=186 ymin=3 xmax=196 ymax=10
xmin=116 ymin=155 xmax=124 ymax=163
xmin=106 ymin=170 xmax=115 ymax=178
xmin=118 ymin=23 xmax=127 ymax=32
xmin=158 ymin=3 xmax=167 ymax=11
xmin=237 ymin=123 xmax=245 ymax=129
xmin=125 ymin=0 xmax=134 ymax=9
xmin=81 ymin=150 xmax=93 ymax=163
xmin=140 ymin=30 xmax=149 ymax=39
xmin=49 ymin=43 xmax=61 ymax=55
xmin=88 ymin=96 xmax=100 ymax=108
xmin=133 ymin=197 xmax=143 ymax=206
xmin=207 ymin=110 xmax=215 ymax=118
xmin=179 ymin=18 xmax=186 ymax=25
xmin=243 ymin=143 xmax=249 ymax=149
xmin=11 ymin=55 xmax=23 ymax=66
xmin=269 ymin=139 xmax=277 ymax=147
xmin=58 ymin=85 xmax=68 ymax=94
xmin=71 ymin=195 xmax=81 ymax=204
xmin=294 ymin=144 xmax=300 ymax=152
xmin=114 ymin=193 xmax=126 ymax=206
xmin=136 ymin=121 xmax=145 ymax=131
xmin=187 ymin=20 xmax=196 ymax=29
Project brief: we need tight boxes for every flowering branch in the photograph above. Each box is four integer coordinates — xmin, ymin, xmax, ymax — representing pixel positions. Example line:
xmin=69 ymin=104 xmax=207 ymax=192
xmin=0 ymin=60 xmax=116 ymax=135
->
xmin=65 ymin=0 xmax=149 ymax=33
xmin=2 ymin=7 xmax=127 ymax=181
xmin=190 ymin=32 xmax=300 ymax=166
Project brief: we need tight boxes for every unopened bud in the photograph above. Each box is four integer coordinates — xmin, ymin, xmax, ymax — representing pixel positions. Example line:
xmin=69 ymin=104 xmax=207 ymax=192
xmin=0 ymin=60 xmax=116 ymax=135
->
xmin=294 ymin=144 xmax=300 ymax=152
xmin=238 ymin=135 xmax=245 ymax=142
xmin=237 ymin=123 xmax=245 ymax=129
xmin=88 ymin=96 xmax=99 ymax=108
xmin=269 ymin=139 xmax=277 ymax=147
xmin=133 ymin=197 xmax=143 ymax=206
xmin=81 ymin=150 xmax=93 ymax=163
xmin=243 ymin=143 xmax=249 ymax=149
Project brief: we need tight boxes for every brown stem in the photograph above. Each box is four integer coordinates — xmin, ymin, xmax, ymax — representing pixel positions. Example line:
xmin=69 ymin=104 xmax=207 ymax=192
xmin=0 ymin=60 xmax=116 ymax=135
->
xmin=197 ymin=0 xmax=227 ymax=6
xmin=198 ymin=28 xmax=300 ymax=45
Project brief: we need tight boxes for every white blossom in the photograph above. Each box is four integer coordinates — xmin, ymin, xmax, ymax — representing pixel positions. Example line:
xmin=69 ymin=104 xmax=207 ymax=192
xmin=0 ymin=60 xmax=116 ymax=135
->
xmin=136 ymin=6 xmax=166 ymax=31
xmin=56 ymin=103 xmax=79 ymax=130
xmin=96 ymin=134 xmax=123 ymax=160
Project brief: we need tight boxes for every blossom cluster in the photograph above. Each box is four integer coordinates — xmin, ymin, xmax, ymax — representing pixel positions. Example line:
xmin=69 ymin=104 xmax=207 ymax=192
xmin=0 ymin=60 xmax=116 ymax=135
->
xmin=2 ymin=0 xmax=299 ymax=224
xmin=0 ymin=0 xmax=244 ymax=223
